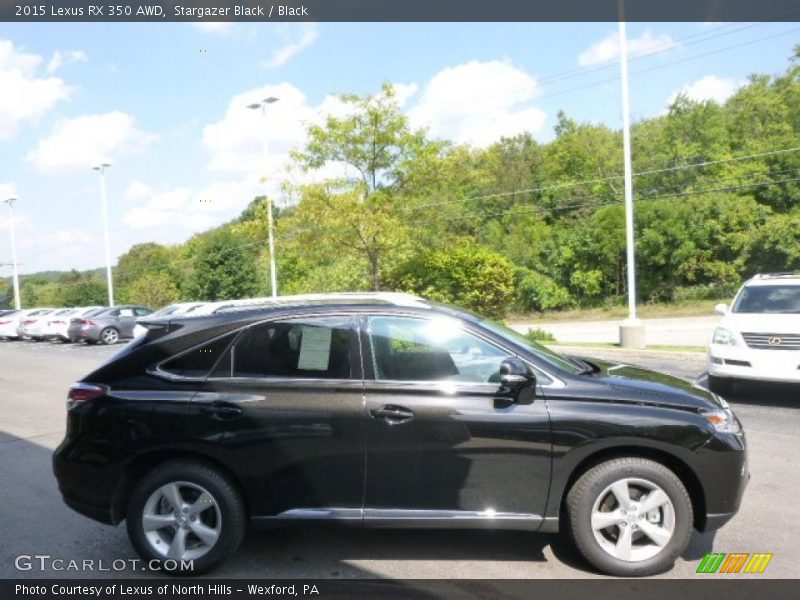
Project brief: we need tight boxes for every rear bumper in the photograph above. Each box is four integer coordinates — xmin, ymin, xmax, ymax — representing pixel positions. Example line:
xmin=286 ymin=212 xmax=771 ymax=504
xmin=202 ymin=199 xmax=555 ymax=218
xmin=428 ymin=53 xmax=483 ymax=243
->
xmin=53 ymin=439 xmax=120 ymax=525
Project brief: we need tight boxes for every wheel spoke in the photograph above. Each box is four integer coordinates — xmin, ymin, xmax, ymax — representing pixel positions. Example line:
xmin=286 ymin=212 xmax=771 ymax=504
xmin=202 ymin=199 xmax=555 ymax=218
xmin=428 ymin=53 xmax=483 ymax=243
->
xmin=592 ymin=510 xmax=625 ymax=530
xmin=610 ymin=480 xmax=632 ymax=510
xmin=639 ymin=489 xmax=669 ymax=514
xmin=167 ymin=527 xmax=188 ymax=559
xmin=190 ymin=521 xmax=220 ymax=547
xmin=161 ymin=483 xmax=184 ymax=512
xmin=188 ymin=491 xmax=215 ymax=516
xmin=615 ymin=524 xmax=633 ymax=560
xmin=142 ymin=513 xmax=177 ymax=532
xmin=639 ymin=520 xmax=672 ymax=547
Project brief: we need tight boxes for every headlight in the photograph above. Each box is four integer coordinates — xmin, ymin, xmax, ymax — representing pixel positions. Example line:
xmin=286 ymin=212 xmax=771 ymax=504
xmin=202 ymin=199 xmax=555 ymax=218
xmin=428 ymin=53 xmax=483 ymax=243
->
xmin=703 ymin=408 xmax=742 ymax=434
xmin=712 ymin=327 xmax=738 ymax=346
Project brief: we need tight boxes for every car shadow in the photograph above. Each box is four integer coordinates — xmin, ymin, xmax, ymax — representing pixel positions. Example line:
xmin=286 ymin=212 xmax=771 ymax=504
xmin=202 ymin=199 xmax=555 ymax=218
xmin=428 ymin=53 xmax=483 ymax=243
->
xmin=696 ymin=373 xmax=800 ymax=409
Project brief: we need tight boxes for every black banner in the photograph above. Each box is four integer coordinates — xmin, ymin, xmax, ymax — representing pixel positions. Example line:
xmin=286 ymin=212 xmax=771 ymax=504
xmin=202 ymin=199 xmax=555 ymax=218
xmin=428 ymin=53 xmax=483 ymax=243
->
xmin=2 ymin=0 xmax=800 ymax=23
xmin=3 ymin=580 xmax=800 ymax=600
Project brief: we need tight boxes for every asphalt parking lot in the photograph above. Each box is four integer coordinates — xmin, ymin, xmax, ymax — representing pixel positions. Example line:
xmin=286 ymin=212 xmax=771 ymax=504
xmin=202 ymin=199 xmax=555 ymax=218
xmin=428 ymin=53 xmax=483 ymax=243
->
xmin=0 ymin=340 xmax=798 ymax=579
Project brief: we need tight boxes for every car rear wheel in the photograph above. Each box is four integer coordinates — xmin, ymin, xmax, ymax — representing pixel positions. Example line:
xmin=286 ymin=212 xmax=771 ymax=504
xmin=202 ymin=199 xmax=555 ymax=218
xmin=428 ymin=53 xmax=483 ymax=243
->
xmin=566 ymin=457 xmax=693 ymax=577
xmin=708 ymin=375 xmax=734 ymax=396
xmin=99 ymin=327 xmax=119 ymax=345
xmin=126 ymin=460 xmax=246 ymax=575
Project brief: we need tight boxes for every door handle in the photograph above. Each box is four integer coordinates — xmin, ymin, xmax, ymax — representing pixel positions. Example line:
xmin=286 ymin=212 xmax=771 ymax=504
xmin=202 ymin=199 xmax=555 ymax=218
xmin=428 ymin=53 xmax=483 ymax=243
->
xmin=370 ymin=405 xmax=414 ymax=424
xmin=200 ymin=403 xmax=243 ymax=419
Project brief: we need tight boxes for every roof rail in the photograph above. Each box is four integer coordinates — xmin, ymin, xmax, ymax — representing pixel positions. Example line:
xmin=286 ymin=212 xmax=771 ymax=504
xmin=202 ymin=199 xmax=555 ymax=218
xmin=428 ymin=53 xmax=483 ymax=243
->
xmin=752 ymin=271 xmax=800 ymax=279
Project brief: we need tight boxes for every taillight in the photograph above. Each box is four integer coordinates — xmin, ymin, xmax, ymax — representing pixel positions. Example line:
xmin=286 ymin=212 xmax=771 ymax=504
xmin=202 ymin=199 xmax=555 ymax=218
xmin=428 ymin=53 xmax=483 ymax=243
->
xmin=66 ymin=383 xmax=107 ymax=410
xmin=0 ymin=320 xmax=9 ymax=325
xmin=23 ymin=319 xmax=36 ymax=324
xmin=81 ymin=319 xmax=96 ymax=326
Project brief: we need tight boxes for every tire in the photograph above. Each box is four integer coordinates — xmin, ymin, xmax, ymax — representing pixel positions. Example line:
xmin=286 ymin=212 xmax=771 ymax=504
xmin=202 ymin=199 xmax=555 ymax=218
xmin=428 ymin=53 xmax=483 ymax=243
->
xmin=99 ymin=327 xmax=119 ymax=345
xmin=566 ymin=457 xmax=693 ymax=577
xmin=708 ymin=375 xmax=734 ymax=397
xmin=126 ymin=460 xmax=246 ymax=575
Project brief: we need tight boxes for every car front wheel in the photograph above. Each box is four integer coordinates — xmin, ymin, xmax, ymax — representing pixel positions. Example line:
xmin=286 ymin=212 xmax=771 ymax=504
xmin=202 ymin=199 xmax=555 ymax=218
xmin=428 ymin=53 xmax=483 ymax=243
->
xmin=566 ymin=457 xmax=693 ymax=577
xmin=126 ymin=460 xmax=246 ymax=575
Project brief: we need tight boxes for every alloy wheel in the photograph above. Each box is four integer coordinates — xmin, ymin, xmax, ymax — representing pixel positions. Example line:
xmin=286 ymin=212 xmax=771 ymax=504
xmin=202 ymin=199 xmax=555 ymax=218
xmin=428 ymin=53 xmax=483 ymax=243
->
xmin=142 ymin=481 xmax=222 ymax=561
xmin=590 ymin=477 xmax=675 ymax=562
xmin=101 ymin=328 xmax=119 ymax=344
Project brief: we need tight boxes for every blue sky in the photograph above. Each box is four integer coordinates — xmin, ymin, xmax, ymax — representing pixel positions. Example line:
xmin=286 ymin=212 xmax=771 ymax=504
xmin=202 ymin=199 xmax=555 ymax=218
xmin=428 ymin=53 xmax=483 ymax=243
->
xmin=0 ymin=21 xmax=798 ymax=274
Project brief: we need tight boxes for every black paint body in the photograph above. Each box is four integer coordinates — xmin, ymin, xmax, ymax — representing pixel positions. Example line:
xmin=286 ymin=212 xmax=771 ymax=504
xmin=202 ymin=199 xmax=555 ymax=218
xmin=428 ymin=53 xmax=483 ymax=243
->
xmin=53 ymin=300 xmax=748 ymax=534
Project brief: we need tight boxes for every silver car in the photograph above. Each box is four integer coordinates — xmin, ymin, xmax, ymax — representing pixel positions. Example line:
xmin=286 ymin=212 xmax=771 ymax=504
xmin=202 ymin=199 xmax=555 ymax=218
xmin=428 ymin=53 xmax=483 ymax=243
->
xmin=67 ymin=305 xmax=153 ymax=344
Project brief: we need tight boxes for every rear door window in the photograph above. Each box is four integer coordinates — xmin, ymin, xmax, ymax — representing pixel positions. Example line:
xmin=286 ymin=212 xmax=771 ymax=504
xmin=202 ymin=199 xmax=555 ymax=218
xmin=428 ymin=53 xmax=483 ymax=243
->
xmin=159 ymin=333 xmax=238 ymax=378
xmin=213 ymin=316 xmax=354 ymax=380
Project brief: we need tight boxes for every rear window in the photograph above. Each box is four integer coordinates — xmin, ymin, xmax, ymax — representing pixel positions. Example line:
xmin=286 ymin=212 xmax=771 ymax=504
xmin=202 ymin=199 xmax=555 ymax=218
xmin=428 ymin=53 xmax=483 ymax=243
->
xmin=159 ymin=333 xmax=238 ymax=378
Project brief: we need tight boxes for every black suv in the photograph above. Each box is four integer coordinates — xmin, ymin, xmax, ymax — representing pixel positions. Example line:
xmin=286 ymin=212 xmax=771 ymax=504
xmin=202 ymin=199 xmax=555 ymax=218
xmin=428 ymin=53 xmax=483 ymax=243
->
xmin=53 ymin=293 xmax=748 ymax=576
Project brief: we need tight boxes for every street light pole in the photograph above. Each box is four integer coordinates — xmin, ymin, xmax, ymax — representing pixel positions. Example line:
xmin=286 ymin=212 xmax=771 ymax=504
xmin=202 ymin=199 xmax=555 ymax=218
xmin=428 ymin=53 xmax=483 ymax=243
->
xmin=247 ymin=96 xmax=280 ymax=298
xmin=618 ymin=7 xmax=645 ymax=348
xmin=3 ymin=198 xmax=21 ymax=310
xmin=93 ymin=163 xmax=115 ymax=307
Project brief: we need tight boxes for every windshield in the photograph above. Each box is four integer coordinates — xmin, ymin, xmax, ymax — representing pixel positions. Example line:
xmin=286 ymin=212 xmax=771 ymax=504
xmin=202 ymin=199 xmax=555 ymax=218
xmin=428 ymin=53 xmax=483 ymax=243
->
xmin=150 ymin=304 xmax=180 ymax=317
xmin=477 ymin=317 xmax=584 ymax=375
xmin=732 ymin=285 xmax=800 ymax=314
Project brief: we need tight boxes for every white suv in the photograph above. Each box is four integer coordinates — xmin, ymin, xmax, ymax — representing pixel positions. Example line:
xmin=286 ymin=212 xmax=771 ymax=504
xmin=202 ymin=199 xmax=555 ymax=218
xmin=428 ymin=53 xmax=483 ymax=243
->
xmin=708 ymin=273 xmax=800 ymax=394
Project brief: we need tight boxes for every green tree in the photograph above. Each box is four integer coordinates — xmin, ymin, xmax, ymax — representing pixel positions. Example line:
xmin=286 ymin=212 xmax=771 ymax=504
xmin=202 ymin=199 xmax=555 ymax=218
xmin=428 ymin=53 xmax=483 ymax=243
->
xmin=125 ymin=272 xmax=180 ymax=309
xmin=387 ymin=241 xmax=516 ymax=318
xmin=182 ymin=228 xmax=259 ymax=301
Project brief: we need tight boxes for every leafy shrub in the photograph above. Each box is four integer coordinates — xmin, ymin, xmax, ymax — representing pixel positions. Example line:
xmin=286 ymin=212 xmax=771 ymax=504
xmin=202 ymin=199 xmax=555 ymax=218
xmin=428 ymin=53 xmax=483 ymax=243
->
xmin=387 ymin=241 xmax=516 ymax=318
xmin=515 ymin=268 xmax=574 ymax=313
xmin=525 ymin=327 xmax=556 ymax=342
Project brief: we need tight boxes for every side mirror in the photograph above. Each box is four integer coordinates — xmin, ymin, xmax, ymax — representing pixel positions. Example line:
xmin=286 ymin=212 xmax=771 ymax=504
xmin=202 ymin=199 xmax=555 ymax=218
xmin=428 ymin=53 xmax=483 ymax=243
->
xmin=500 ymin=357 xmax=535 ymax=405
xmin=714 ymin=303 xmax=728 ymax=316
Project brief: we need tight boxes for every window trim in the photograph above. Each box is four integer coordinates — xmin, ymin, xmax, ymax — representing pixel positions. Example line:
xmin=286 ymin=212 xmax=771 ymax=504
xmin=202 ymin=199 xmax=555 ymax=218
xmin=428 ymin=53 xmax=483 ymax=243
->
xmin=361 ymin=312 xmax=564 ymax=389
xmin=151 ymin=311 xmax=362 ymax=383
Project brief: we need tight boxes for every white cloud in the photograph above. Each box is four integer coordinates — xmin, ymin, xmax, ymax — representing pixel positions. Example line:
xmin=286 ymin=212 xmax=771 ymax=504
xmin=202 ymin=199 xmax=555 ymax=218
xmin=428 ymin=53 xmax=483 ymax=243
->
xmin=0 ymin=182 xmax=18 ymax=201
xmin=26 ymin=111 xmax=157 ymax=172
xmin=578 ymin=30 xmax=678 ymax=66
xmin=0 ymin=40 xmax=72 ymax=139
xmin=46 ymin=50 xmax=88 ymax=73
xmin=667 ymin=75 xmax=742 ymax=106
xmin=192 ymin=22 xmax=233 ymax=34
xmin=265 ymin=24 xmax=318 ymax=69
xmin=122 ymin=180 xmax=262 ymax=231
xmin=124 ymin=180 xmax=153 ymax=200
xmin=407 ymin=60 xmax=546 ymax=147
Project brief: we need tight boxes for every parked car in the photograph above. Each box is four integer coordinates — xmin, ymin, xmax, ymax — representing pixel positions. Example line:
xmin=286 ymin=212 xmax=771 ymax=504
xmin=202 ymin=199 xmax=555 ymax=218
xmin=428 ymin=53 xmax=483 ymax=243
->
xmin=708 ymin=272 xmax=800 ymax=394
xmin=67 ymin=305 xmax=153 ymax=345
xmin=132 ymin=302 xmax=206 ymax=338
xmin=44 ymin=306 xmax=104 ymax=342
xmin=14 ymin=308 xmax=56 ymax=340
xmin=0 ymin=309 xmax=28 ymax=339
xmin=20 ymin=308 xmax=62 ymax=340
xmin=54 ymin=292 xmax=747 ymax=576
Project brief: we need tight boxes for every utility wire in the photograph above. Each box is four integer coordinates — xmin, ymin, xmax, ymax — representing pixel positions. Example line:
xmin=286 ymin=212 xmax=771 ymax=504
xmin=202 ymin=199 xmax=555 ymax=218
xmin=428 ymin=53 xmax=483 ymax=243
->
xmin=403 ymin=145 xmax=800 ymax=212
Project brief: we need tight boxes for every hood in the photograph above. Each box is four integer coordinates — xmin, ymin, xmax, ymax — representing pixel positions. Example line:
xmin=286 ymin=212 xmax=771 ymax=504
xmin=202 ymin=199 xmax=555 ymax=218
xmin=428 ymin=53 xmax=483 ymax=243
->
xmin=580 ymin=357 xmax=723 ymax=411
xmin=720 ymin=312 xmax=800 ymax=334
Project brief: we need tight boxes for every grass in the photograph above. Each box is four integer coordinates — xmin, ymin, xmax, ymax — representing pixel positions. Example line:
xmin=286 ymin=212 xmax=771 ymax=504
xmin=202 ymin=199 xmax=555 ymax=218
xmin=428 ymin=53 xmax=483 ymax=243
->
xmin=543 ymin=341 xmax=707 ymax=353
xmin=510 ymin=299 xmax=723 ymax=323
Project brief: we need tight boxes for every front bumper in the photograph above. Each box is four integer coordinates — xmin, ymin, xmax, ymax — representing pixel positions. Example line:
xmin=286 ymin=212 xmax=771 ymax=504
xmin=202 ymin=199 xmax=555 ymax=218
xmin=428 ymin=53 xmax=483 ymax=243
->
xmin=708 ymin=344 xmax=800 ymax=384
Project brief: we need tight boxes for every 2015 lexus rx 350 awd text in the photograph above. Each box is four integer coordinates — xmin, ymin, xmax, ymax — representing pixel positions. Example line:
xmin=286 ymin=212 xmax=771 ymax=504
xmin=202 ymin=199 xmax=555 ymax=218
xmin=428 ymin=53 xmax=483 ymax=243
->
xmin=53 ymin=293 xmax=748 ymax=576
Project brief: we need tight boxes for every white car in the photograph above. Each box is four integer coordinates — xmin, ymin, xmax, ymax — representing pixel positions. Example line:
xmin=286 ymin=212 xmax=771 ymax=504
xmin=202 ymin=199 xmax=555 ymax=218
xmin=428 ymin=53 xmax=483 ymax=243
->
xmin=19 ymin=308 xmax=59 ymax=340
xmin=44 ymin=306 xmax=104 ymax=341
xmin=0 ymin=308 xmax=52 ymax=340
xmin=132 ymin=302 xmax=206 ymax=338
xmin=708 ymin=273 xmax=800 ymax=394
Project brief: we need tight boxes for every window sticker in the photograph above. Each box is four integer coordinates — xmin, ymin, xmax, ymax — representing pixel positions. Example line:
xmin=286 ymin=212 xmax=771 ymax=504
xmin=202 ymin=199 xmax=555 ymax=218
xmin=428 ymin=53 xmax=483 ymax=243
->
xmin=297 ymin=326 xmax=332 ymax=371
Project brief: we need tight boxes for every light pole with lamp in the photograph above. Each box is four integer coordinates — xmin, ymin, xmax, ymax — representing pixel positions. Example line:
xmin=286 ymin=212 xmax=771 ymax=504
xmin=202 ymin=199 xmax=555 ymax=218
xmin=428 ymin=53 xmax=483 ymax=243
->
xmin=92 ymin=163 xmax=115 ymax=307
xmin=246 ymin=97 xmax=280 ymax=298
xmin=2 ymin=197 xmax=21 ymax=310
